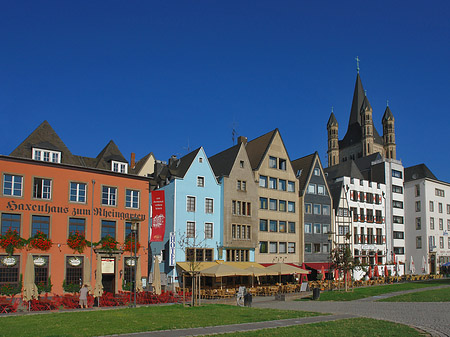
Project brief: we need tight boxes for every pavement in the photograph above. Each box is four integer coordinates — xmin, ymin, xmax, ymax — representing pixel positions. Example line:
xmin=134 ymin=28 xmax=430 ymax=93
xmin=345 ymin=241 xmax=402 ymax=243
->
xmin=104 ymin=284 xmax=450 ymax=337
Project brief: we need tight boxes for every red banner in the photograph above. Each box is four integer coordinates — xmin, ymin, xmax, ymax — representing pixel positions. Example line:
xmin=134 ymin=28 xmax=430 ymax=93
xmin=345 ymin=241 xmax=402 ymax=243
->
xmin=150 ymin=190 xmax=166 ymax=242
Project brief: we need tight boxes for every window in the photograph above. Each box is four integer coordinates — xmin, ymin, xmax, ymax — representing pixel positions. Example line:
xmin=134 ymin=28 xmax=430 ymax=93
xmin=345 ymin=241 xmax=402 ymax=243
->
xmin=438 ymin=203 xmax=443 ymax=213
xmin=126 ymin=189 xmax=139 ymax=209
xmin=197 ymin=176 xmax=205 ymax=187
xmin=279 ymin=221 xmax=286 ymax=233
xmin=102 ymin=186 xmax=117 ymax=206
xmin=278 ymin=179 xmax=286 ymax=191
xmin=101 ymin=220 xmax=116 ymax=239
xmin=314 ymin=168 xmax=320 ymax=176
xmin=68 ymin=218 xmax=85 ymax=235
xmin=111 ymin=161 xmax=128 ymax=173
xmin=313 ymin=204 xmax=321 ymax=215
xmin=305 ymin=223 xmax=312 ymax=234
xmin=33 ymin=148 xmax=61 ymax=163
xmin=34 ymin=255 xmax=49 ymax=287
xmin=187 ymin=196 xmax=196 ymax=212
xmin=240 ymin=160 xmax=244 ymax=168
xmin=314 ymin=243 xmax=321 ymax=253
xmin=70 ymin=182 xmax=86 ymax=203
xmin=416 ymin=236 xmax=422 ymax=249
xmin=305 ymin=243 xmax=312 ymax=253
xmin=439 ymin=237 xmax=444 ymax=249
xmin=313 ymin=223 xmax=321 ymax=234
xmin=237 ymin=180 xmax=246 ymax=191
xmin=447 ymin=204 xmax=450 ymax=215
xmin=3 ymin=174 xmax=23 ymax=197
xmin=393 ymin=200 xmax=403 ymax=209
xmin=125 ymin=221 xmax=139 ymax=239
xmin=260 ymin=197 xmax=268 ymax=209
xmin=392 ymin=169 xmax=402 ymax=178
xmin=288 ymin=201 xmax=295 ymax=213
xmin=439 ymin=218 xmax=443 ymax=230
xmin=269 ymin=220 xmax=277 ymax=232
xmin=305 ymin=203 xmax=312 ymax=214
xmin=186 ymin=221 xmax=195 ymax=238
xmin=186 ymin=248 xmax=213 ymax=262
xmin=279 ymin=242 xmax=287 ymax=254
xmin=430 ymin=217 xmax=435 ymax=230
xmin=393 ymin=216 xmax=404 ymax=224
xmin=205 ymin=198 xmax=214 ymax=214
xmin=288 ymin=242 xmax=295 ymax=254
xmin=205 ymin=223 xmax=213 ymax=239
xmin=322 ymin=205 xmax=330 ymax=216
xmin=307 ymin=184 xmax=316 ymax=194
xmin=393 ymin=247 xmax=404 ymax=255
xmin=322 ymin=224 xmax=330 ymax=234
xmin=1 ymin=213 xmax=21 ymax=235
xmin=269 ymin=242 xmax=277 ymax=253
xmin=269 ymin=156 xmax=277 ymax=168
xmin=259 ymin=175 xmax=268 ymax=188
xmin=416 ymin=217 xmax=421 ymax=230
xmin=279 ymin=200 xmax=286 ymax=212
xmin=279 ymin=158 xmax=286 ymax=170
xmin=415 ymin=201 xmax=421 ymax=212
xmin=366 ymin=193 xmax=373 ymax=204
xmin=393 ymin=231 xmax=404 ymax=239
xmin=232 ymin=224 xmax=236 ymax=238
xmin=259 ymin=241 xmax=268 ymax=253
xmin=65 ymin=256 xmax=83 ymax=286
xmin=288 ymin=222 xmax=295 ymax=233
xmin=259 ymin=219 xmax=268 ymax=231
xmin=31 ymin=215 xmax=50 ymax=236
xmin=269 ymin=199 xmax=277 ymax=211
xmin=447 ymin=219 xmax=450 ymax=230
xmin=287 ymin=181 xmax=295 ymax=192
xmin=317 ymin=185 xmax=325 ymax=195
xmin=322 ymin=243 xmax=329 ymax=253
xmin=359 ymin=192 xmax=365 ymax=202
xmin=33 ymin=178 xmax=52 ymax=200
xmin=269 ymin=177 xmax=277 ymax=189
xmin=429 ymin=201 xmax=434 ymax=212
xmin=415 ymin=184 xmax=420 ymax=197
xmin=435 ymin=188 xmax=445 ymax=197
xmin=392 ymin=185 xmax=403 ymax=194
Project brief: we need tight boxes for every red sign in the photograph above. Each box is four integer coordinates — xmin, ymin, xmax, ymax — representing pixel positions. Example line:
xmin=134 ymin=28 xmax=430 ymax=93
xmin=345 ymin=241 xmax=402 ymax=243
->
xmin=150 ymin=190 xmax=166 ymax=242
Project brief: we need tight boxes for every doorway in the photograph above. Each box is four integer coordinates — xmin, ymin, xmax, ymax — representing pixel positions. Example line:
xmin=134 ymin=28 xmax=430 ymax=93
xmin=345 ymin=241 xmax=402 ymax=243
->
xmin=102 ymin=274 xmax=115 ymax=294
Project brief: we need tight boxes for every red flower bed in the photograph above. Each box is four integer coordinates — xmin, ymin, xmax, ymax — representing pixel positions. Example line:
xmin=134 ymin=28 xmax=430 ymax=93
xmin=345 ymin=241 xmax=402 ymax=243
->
xmin=54 ymin=294 xmax=94 ymax=309
xmin=29 ymin=295 xmax=59 ymax=311
xmin=0 ymin=296 xmax=19 ymax=314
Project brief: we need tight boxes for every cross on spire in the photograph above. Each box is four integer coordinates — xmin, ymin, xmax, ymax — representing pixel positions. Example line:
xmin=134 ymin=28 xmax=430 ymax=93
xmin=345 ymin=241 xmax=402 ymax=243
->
xmin=331 ymin=106 xmax=334 ymax=113
xmin=355 ymin=56 xmax=360 ymax=73
xmin=386 ymin=99 xmax=389 ymax=107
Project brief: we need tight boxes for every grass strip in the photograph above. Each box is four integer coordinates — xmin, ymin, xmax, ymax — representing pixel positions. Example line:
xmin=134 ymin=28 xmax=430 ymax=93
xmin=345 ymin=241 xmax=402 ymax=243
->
xmin=211 ymin=317 xmax=425 ymax=337
xmin=379 ymin=285 xmax=450 ymax=302
xmin=0 ymin=304 xmax=320 ymax=337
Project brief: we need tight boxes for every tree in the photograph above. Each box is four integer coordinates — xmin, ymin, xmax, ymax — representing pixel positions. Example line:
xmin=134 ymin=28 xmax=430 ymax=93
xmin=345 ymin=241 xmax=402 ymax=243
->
xmin=330 ymin=232 xmax=357 ymax=292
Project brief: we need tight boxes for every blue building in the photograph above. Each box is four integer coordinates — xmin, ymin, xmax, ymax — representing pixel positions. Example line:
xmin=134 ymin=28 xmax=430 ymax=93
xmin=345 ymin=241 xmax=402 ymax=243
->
xmin=150 ymin=148 xmax=222 ymax=288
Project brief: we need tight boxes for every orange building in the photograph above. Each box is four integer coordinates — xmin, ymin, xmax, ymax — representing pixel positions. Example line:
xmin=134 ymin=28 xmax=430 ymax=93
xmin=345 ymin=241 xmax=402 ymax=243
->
xmin=0 ymin=121 xmax=150 ymax=296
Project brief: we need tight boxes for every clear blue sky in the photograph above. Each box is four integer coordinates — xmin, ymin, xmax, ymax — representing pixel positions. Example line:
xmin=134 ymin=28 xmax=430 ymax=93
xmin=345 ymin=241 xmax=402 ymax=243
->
xmin=1 ymin=1 xmax=449 ymax=182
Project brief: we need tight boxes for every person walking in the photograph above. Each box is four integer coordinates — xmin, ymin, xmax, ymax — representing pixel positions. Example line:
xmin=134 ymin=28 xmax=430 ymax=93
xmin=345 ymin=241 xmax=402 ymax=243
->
xmin=79 ymin=284 xmax=89 ymax=309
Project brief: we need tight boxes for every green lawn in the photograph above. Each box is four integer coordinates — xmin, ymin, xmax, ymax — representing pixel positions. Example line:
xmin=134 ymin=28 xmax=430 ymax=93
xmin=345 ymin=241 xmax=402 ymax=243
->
xmin=379 ymin=285 xmax=450 ymax=302
xmin=314 ymin=279 xmax=450 ymax=301
xmin=0 ymin=304 xmax=320 ymax=337
xmin=212 ymin=317 xmax=425 ymax=337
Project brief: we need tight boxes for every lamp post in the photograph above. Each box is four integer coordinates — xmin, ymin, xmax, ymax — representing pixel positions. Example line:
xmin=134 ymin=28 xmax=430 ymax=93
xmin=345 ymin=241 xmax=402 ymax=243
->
xmin=127 ymin=217 xmax=140 ymax=308
xmin=328 ymin=231 xmax=334 ymax=290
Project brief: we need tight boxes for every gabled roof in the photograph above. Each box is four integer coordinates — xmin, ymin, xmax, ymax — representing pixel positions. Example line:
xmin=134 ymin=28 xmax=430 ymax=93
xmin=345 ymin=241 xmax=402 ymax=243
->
xmin=291 ymin=152 xmax=316 ymax=193
xmin=209 ymin=143 xmax=241 ymax=178
xmin=94 ymin=140 xmax=128 ymax=170
xmin=354 ymin=153 xmax=383 ymax=173
xmin=132 ymin=152 xmax=154 ymax=175
xmin=327 ymin=180 xmax=344 ymax=211
xmin=168 ymin=148 xmax=202 ymax=179
xmin=324 ymin=159 xmax=364 ymax=182
xmin=405 ymin=164 xmax=438 ymax=182
xmin=10 ymin=120 xmax=80 ymax=165
xmin=245 ymin=129 xmax=278 ymax=170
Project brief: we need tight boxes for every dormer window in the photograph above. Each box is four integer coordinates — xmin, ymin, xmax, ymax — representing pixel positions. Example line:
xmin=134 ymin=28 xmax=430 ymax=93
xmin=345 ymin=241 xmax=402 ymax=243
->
xmin=32 ymin=148 xmax=61 ymax=163
xmin=111 ymin=161 xmax=128 ymax=173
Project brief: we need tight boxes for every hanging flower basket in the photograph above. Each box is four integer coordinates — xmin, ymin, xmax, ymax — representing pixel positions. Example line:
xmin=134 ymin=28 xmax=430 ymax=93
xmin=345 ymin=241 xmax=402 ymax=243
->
xmin=67 ymin=232 xmax=88 ymax=254
xmin=0 ymin=228 xmax=26 ymax=256
xmin=124 ymin=236 xmax=140 ymax=252
xmin=98 ymin=235 xmax=119 ymax=252
xmin=28 ymin=231 xmax=52 ymax=251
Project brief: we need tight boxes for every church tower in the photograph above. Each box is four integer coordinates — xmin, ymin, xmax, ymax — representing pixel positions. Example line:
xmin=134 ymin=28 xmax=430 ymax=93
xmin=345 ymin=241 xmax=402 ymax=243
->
xmin=360 ymin=95 xmax=374 ymax=157
xmin=382 ymin=104 xmax=396 ymax=159
xmin=327 ymin=111 xmax=339 ymax=166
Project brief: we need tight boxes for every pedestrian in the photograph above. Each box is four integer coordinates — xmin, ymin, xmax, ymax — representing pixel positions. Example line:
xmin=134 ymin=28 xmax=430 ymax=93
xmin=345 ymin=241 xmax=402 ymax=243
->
xmin=79 ymin=284 xmax=89 ymax=308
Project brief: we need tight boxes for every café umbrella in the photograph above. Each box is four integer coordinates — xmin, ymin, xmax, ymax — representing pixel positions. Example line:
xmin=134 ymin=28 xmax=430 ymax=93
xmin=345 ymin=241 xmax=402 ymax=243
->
xmin=410 ymin=256 xmax=416 ymax=274
xmin=264 ymin=263 xmax=309 ymax=283
xmin=83 ymin=257 xmax=91 ymax=291
xmin=245 ymin=265 xmax=277 ymax=287
xmin=93 ymin=255 xmax=103 ymax=300
xmin=23 ymin=254 xmax=39 ymax=308
xmin=152 ymin=257 xmax=161 ymax=295
xmin=321 ymin=265 xmax=326 ymax=281
xmin=374 ymin=264 xmax=379 ymax=278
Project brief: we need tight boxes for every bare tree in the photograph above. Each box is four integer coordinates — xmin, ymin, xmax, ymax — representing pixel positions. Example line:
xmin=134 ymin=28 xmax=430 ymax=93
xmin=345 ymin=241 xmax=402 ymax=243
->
xmin=330 ymin=232 xmax=357 ymax=292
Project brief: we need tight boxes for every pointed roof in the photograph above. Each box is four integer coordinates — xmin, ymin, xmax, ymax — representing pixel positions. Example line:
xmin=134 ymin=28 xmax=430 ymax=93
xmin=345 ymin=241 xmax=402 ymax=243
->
xmin=245 ymin=129 xmax=280 ymax=170
xmin=327 ymin=112 xmax=338 ymax=128
xmin=405 ymin=164 xmax=438 ymax=182
xmin=10 ymin=120 xmax=80 ymax=165
xmin=291 ymin=152 xmax=316 ymax=193
xmin=209 ymin=143 xmax=241 ymax=178
xmin=167 ymin=148 xmax=202 ymax=179
xmin=349 ymin=73 xmax=366 ymax=126
xmin=360 ymin=95 xmax=372 ymax=113
xmin=327 ymin=180 xmax=344 ymax=211
xmin=94 ymin=140 xmax=128 ymax=170
xmin=382 ymin=106 xmax=394 ymax=122
xmin=132 ymin=152 xmax=155 ymax=175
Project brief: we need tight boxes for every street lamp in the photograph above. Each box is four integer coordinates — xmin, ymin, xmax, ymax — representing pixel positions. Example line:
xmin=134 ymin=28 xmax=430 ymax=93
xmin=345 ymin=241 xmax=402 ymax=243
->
xmin=127 ymin=217 xmax=140 ymax=308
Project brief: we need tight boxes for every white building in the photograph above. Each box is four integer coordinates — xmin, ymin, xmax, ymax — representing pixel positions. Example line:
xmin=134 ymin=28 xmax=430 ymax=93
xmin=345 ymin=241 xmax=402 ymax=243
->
xmin=404 ymin=164 xmax=450 ymax=274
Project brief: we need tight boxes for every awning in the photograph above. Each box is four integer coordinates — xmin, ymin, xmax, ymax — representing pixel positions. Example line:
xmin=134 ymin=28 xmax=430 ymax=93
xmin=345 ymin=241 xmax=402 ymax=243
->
xmin=303 ymin=262 xmax=331 ymax=272
xmin=221 ymin=262 xmax=266 ymax=270
xmin=176 ymin=261 xmax=218 ymax=272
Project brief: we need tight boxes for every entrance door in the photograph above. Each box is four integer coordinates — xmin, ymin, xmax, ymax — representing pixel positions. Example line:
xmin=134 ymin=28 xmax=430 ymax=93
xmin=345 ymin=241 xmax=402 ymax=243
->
xmin=103 ymin=274 xmax=115 ymax=293
xmin=101 ymin=257 xmax=116 ymax=294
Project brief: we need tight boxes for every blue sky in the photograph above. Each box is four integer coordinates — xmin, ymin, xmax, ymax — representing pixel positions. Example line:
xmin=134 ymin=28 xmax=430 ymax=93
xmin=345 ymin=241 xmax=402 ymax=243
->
xmin=1 ymin=1 xmax=449 ymax=182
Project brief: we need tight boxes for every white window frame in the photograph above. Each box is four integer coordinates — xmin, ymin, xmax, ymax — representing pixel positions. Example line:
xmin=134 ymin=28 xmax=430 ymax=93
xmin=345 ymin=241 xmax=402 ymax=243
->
xmin=126 ymin=189 xmax=140 ymax=209
xmin=32 ymin=148 xmax=61 ymax=163
xmin=205 ymin=198 xmax=214 ymax=214
xmin=70 ymin=182 xmax=86 ymax=203
xmin=111 ymin=161 xmax=128 ymax=173
xmin=187 ymin=221 xmax=195 ymax=238
xmin=33 ymin=178 xmax=52 ymax=200
xmin=204 ymin=222 xmax=213 ymax=239
xmin=307 ymin=184 xmax=316 ymax=194
xmin=197 ymin=176 xmax=205 ymax=187
xmin=3 ymin=174 xmax=23 ymax=197
xmin=187 ymin=196 xmax=196 ymax=212
xmin=102 ymin=186 xmax=117 ymax=206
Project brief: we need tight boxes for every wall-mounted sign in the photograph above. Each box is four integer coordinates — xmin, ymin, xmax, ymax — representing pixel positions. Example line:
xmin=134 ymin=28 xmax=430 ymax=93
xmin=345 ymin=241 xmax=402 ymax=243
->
xmin=1 ymin=256 xmax=18 ymax=267
xmin=68 ymin=256 xmax=82 ymax=267
xmin=169 ymin=232 xmax=176 ymax=267
xmin=33 ymin=256 xmax=47 ymax=266
xmin=125 ymin=257 xmax=136 ymax=267
xmin=102 ymin=258 xmax=115 ymax=274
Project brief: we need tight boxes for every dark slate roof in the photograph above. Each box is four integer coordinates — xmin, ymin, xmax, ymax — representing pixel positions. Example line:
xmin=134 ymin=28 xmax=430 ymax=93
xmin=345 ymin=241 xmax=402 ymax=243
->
xmin=327 ymin=112 xmax=338 ymax=128
xmin=324 ymin=160 xmax=364 ymax=182
xmin=382 ymin=106 xmax=394 ymax=122
xmin=94 ymin=140 xmax=128 ymax=170
xmin=348 ymin=73 xmax=366 ymax=127
xmin=291 ymin=152 xmax=316 ymax=194
xmin=245 ymin=129 xmax=278 ymax=170
xmin=167 ymin=148 xmax=201 ymax=179
xmin=354 ymin=153 xmax=382 ymax=173
xmin=209 ymin=143 xmax=241 ymax=178
xmin=405 ymin=164 xmax=438 ymax=182
xmin=328 ymin=180 xmax=344 ymax=211
xmin=360 ymin=95 xmax=372 ymax=113
xmin=10 ymin=120 xmax=81 ymax=165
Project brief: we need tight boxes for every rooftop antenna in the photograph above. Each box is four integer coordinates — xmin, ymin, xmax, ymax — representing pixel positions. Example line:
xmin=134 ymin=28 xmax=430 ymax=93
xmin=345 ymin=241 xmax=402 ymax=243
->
xmin=183 ymin=138 xmax=191 ymax=154
xmin=355 ymin=56 xmax=360 ymax=74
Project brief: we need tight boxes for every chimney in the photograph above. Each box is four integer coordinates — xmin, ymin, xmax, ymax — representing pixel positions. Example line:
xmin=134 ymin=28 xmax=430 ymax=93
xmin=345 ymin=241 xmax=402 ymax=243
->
xmin=130 ymin=152 xmax=135 ymax=169
xmin=237 ymin=136 xmax=247 ymax=145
